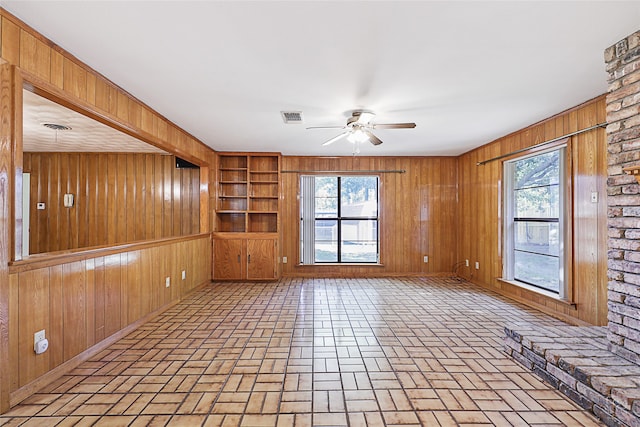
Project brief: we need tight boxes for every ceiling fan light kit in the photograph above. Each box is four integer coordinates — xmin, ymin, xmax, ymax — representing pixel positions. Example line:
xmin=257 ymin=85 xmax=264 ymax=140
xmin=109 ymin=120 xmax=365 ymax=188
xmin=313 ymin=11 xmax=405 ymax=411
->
xmin=308 ymin=110 xmax=416 ymax=149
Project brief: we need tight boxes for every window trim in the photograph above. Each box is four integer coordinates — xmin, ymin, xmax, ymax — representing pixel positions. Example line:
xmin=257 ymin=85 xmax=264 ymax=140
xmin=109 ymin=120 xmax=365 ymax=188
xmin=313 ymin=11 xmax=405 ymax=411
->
xmin=299 ymin=175 xmax=380 ymax=265
xmin=502 ymin=144 xmax=570 ymax=300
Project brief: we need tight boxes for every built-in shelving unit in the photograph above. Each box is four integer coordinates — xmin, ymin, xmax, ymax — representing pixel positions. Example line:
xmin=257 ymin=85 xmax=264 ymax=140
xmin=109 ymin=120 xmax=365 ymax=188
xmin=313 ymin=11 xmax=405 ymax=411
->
xmin=216 ymin=153 xmax=280 ymax=232
xmin=214 ymin=153 xmax=281 ymax=280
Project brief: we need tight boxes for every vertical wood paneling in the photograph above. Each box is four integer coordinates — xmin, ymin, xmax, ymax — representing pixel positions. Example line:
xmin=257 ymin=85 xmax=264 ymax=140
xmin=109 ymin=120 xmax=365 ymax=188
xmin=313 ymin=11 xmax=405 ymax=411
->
xmin=172 ymin=157 xmax=181 ymax=236
xmin=23 ymin=153 xmax=201 ymax=254
xmin=0 ymin=18 xmax=19 ymax=66
xmin=125 ymin=155 xmax=136 ymax=242
xmin=144 ymin=155 xmax=154 ymax=240
xmin=8 ymin=236 xmax=211 ymax=400
xmin=85 ymin=258 xmax=95 ymax=348
xmin=106 ymin=153 xmax=117 ymax=246
xmin=281 ymin=156 xmax=458 ymax=276
xmin=456 ymin=96 xmax=607 ymax=325
xmin=49 ymin=50 xmax=64 ymax=90
xmin=17 ymin=269 xmax=49 ymax=387
xmin=0 ymin=9 xmax=215 ymax=413
xmin=62 ymin=261 xmax=86 ymax=361
xmin=48 ymin=265 xmax=63 ymax=369
xmin=103 ymin=254 xmax=122 ymax=337
xmin=19 ymin=30 xmax=50 ymax=81
xmin=8 ymin=275 xmax=18 ymax=392
xmin=94 ymin=256 xmax=105 ymax=342
xmin=116 ymin=154 xmax=127 ymax=243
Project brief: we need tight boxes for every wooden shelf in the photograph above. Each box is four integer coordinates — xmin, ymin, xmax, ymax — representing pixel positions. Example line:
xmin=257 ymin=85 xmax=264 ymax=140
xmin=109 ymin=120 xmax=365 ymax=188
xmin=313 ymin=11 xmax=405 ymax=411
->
xmin=216 ymin=153 xmax=280 ymax=234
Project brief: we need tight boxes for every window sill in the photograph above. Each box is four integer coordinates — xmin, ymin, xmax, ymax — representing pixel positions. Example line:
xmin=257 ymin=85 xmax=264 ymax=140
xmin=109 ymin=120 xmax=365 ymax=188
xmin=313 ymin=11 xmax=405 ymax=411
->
xmin=297 ymin=263 xmax=385 ymax=267
xmin=497 ymin=278 xmax=576 ymax=308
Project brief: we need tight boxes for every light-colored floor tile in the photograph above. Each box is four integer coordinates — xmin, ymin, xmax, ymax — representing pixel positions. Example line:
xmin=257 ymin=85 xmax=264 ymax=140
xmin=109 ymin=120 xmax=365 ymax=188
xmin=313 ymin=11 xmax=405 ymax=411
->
xmin=0 ymin=278 xmax=603 ymax=426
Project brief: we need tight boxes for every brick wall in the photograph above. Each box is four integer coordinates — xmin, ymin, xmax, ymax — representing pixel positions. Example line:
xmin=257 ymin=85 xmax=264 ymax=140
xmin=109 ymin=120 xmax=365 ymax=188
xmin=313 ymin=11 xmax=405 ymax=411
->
xmin=605 ymin=30 xmax=640 ymax=363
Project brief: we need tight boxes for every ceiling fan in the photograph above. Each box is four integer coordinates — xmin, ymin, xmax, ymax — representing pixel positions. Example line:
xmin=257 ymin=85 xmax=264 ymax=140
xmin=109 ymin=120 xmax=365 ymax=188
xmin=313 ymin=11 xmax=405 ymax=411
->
xmin=307 ymin=111 xmax=416 ymax=147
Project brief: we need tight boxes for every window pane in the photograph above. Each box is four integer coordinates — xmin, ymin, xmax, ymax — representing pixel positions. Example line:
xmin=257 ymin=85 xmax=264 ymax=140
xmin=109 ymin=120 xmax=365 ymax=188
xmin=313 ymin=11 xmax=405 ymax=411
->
xmin=514 ymin=221 xmax=559 ymax=256
xmin=341 ymin=176 xmax=378 ymax=217
xmin=315 ymin=177 xmax=338 ymax=218
xmin=514 ymin=151 xmax=559 ymax=189
xmin=340 ymin=220 xmax=377 ymax=262
xmin=315 ymin=219 xmax=337 ymax=262
xmin=514 ymin=184 xmax=559 ymax=218
xmin=342 ymin=241 xmax=377 ymax=262
xmin=514 ymin=251 xmax=559 ymax=293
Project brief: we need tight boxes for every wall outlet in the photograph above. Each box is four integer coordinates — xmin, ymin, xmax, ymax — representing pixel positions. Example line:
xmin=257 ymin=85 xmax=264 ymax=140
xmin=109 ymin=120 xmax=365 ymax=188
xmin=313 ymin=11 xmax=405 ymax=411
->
xmin=423 ymin=255 xmax=429 ymax=263
xmin=165 ymin=277 xmax=170 ymax=287
xmin=34 ymin=330 xmax=45 ymax=347
xmin=181 ymin=270 xmax=186 ymax=280
xmin=465 ymin=259 xmax=469 ymax=267
xmin=282 ymin=256 xmax=288 ymax=264
xmin=475 ymin=261 xmax=480 ymax=270
xmin=591 ymin=191 xmax=598 ymax=203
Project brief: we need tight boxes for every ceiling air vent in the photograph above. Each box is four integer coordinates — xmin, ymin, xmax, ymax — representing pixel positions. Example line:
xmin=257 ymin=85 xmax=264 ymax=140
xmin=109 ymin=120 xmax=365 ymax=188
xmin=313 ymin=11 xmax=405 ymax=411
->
xmin=281 ymin=111 xmax=303 ymax=124
xmin=42 ymin=123 xmax=72 ymax=131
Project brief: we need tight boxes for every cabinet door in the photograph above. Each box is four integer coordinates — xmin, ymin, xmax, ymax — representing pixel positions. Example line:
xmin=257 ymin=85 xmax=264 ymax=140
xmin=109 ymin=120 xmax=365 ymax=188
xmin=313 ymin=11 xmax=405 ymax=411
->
xmin=247 ymin=239 xmax=277 ymax=280
xmin=214 ymin=239 xmax=244 ymax=280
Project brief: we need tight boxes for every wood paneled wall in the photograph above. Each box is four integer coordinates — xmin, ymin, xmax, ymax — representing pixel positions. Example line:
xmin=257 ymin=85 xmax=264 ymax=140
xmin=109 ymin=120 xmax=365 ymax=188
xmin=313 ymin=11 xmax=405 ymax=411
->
xmin=0 ymin=9 xmax=216 ymax=412
xmin=281 ymin=156 xmax=458 ymax=276
xmin=23 ymin=152 xmax=200 ymax=254
xmin=457 ymin=96 xmax=608 ymax=326
xmin=8 ymin=235 xmax=211 ymax=402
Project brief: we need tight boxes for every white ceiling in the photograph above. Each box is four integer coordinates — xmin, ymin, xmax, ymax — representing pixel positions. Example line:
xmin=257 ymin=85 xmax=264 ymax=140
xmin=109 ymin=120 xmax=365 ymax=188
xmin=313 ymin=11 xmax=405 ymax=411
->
xmin=4 ymin=1 xmax=640 ymax=157
xmin=23 ymin=89 xmax=167 ymax=153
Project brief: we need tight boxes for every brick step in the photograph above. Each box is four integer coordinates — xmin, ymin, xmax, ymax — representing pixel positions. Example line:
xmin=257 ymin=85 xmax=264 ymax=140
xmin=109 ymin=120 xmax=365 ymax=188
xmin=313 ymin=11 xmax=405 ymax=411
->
xmin=504 ymin=325 xmax=640 ymax=427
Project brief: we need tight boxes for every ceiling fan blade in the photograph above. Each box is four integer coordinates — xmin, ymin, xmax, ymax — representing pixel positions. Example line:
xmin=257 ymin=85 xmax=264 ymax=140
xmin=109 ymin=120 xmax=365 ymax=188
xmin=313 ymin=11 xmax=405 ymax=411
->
xmin=364 ymin=130 xmax=383 ymax=146
xmin=373 ymin=123 xmax=416 ymax=129
xmin=306 ymin=125 xmax=346 ymax=130
xmin=322 ymin=132 xmax=348 ymax=146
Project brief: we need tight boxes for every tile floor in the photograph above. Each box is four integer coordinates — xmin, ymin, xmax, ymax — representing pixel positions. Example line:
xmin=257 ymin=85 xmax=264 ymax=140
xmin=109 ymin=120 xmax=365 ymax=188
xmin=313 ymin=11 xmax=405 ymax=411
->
xmin=0 ymin=277 xmax=603 ymax=426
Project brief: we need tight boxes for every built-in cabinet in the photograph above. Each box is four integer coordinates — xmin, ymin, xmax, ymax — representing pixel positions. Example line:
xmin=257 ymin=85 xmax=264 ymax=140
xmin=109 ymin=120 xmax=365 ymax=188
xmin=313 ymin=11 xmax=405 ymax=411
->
xmin=213 ymin=234 xmax=277 ymax=280
xmin=213 ymin=153 xmax=280 ymax=280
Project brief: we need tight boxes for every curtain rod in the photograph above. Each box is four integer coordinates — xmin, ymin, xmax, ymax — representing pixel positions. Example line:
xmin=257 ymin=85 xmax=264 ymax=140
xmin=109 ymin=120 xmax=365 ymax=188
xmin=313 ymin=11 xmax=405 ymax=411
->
xmin=281 ymin=169 xmax=406 ymax=174
xmin=476 ymin=122 xmax=607 ymax=166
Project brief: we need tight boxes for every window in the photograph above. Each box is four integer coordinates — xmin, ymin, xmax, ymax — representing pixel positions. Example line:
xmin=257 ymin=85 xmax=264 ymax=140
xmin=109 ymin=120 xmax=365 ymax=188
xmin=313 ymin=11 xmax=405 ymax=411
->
xmin=503 ymin=146 xmax=567 ymax=297
xmin=300 ymin=176 xmax=379 ymax=264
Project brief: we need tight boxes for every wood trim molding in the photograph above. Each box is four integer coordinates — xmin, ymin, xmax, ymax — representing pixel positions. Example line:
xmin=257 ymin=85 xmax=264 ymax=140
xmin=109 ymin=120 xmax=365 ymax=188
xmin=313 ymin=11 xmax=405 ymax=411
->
xmin=0 ymin=62 xmax=15 ymax=414
xmin=9 ymin=233 xmax=211 ymax=274
xmin=21 ymin=70 xmax=209 ymax=166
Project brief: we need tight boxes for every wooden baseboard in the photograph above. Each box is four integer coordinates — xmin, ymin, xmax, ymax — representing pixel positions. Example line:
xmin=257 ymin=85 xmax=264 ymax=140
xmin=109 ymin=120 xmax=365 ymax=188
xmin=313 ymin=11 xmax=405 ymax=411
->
xmin=281 ymin=272 xmax=452 ymax=278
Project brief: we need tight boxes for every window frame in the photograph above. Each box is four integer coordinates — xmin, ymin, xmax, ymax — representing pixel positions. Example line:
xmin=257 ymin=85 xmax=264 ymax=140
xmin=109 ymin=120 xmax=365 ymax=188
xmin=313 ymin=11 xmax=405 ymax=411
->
xmin=300 ymin=175 xmax=380 ymax=265
xmin=502 ymin=144 xmax=569 ymax=299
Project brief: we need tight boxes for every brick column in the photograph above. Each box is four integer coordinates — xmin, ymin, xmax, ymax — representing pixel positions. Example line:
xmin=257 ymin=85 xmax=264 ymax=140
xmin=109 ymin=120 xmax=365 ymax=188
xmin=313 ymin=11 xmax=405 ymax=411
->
xmin=605 ymin=30 xmax=640 ymax=363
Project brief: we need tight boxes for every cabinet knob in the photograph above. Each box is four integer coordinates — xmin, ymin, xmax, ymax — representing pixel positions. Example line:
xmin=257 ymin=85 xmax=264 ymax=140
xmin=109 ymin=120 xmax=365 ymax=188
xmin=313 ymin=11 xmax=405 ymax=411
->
xmin=248 ymin=254 xmax=251 ymax=263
